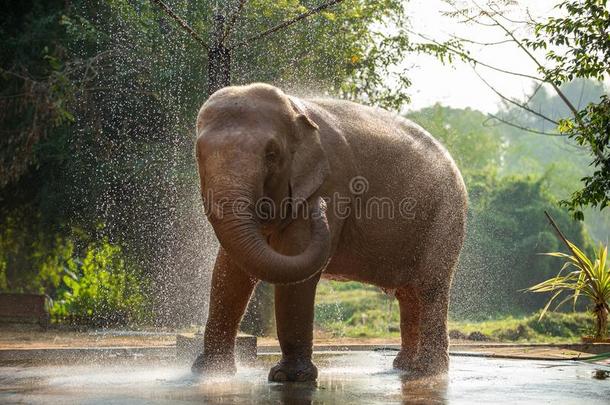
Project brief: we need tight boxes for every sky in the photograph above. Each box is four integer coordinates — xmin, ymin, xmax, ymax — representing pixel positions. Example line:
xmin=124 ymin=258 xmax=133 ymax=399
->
xmin=402 ymin=0 xmax=560 ymax=113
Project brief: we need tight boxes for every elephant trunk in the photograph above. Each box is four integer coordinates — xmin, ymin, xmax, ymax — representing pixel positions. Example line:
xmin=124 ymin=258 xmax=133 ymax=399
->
xmin=207 ymin=191 xmax=331 ymax=284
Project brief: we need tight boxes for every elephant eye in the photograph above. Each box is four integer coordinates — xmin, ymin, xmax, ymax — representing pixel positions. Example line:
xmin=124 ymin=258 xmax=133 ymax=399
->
xmin=265 ymin=141 xmax=280 ymax=165
xmin=266 ymin=150 xmax=277 ymax=162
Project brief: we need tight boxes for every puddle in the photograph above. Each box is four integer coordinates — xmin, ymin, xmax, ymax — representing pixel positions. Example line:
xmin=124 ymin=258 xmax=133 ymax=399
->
xmin=1 ymin=352 xmax=608 ymax=404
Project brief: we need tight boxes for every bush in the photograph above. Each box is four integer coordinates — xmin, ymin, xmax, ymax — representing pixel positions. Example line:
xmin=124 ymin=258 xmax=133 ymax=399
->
xmin=49 ymin=238 xmax=150 ymax=327
xmin=495 ymin=325 xmax=533 ymax=341
xmin=525 ymin=311 xmax=591 ymax=338
xmin=0 ymin=212 xmax=151 ymax=327
xmin=452 ymin=311 xmax=593 ymax=342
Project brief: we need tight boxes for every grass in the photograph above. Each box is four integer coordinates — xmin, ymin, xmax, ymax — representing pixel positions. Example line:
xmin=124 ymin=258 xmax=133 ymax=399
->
xmin=314 ymin=280 xmax=599 ymax=342
xmin=447 ymin=312 xmax=592 ymax=343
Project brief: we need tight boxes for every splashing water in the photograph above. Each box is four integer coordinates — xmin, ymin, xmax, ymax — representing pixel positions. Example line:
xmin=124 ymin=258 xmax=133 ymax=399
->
xmin=2 ymin=352 xmax=609 ymax=404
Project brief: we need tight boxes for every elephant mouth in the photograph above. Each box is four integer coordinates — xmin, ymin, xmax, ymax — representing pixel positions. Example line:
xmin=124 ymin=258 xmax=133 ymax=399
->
xmin=255 ymin=200 xmax=297 ymax=234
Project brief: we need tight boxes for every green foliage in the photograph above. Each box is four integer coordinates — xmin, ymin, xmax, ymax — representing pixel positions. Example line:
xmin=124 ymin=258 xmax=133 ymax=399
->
xmin=31 ymin=236 xmax=77 ymax=295
xmin=407 ymin=104 xmax=504 ymax=182
xmin=1 ymin=0 xmax=414 ymax=187
xmin=526 ymin=310 xmax=593 ymax=339
xmin=457 ymin=311 xmax=593 ymax=342
xmin=498 ymin=79 xmax=610 ymax=242
xmin=0 ymin=211 xmax=66 ymax=294
xmin=0 ymin=1 xmax=77 ymax=187
xmin=527 ymin=240 xmax=609 ymax=339
xmin=0 ymin=217 xmax=150 ymax=327
xmin=50 ymin=238 xmax=150 ymax=327
xmin=499 ymin=80 xmax=601 ymax=182
xmin=559 ymin=95 xmax=610 ymax=218
xmin=314 ymin=280 xmax=594 ymax=341
xmin=452 ymin=175 xmax=591 ymax=319
xmin=524 ymin=0 xmax=610 ymax=217
xmin=0 ymin=0 xmax=415 ymax=325
xmin=407 ymin=104 xmax=594 ymax=319
xmin=526 ymin=0 xmax=609 ymax=84
xmin=315 ymin=281 xmax=399 ymax=337
xmin=230 ymin=0 xmax=413 ymax=109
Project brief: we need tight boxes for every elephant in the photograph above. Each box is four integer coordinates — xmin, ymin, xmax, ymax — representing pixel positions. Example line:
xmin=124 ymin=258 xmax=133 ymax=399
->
xmin=192 ymin=83 xmax=467 ymax=381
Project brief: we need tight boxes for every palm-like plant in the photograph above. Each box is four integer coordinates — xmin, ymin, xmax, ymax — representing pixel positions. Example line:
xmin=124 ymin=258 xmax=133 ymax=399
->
xmin=527 ymin=212 xmax=610 ymax=340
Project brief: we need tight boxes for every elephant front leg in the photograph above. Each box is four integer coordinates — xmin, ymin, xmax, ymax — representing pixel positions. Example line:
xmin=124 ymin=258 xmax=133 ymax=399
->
xmin=394 ymin=283 xmax=450 ymax=377
xmin=268 ymin=274 xmax=321 ymax=382
xmin=192 ymin=248 xmax=257 ymax=375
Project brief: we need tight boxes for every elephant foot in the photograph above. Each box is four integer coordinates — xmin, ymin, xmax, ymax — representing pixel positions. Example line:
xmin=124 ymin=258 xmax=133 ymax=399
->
xmin=393 ymin=350 xmax=448 ymax=377
xmin=268 ymin=358 xmax=318 ymax=382
xmin=393 ymin=350 xmax=417 ymax=371
xmin=191 ymin=353 xmax=236 ymax=375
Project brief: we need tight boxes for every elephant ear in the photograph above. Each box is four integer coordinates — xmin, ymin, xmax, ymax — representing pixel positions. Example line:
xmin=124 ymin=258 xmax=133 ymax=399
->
xmin=288 ymin=97 xmax=330 ymax=205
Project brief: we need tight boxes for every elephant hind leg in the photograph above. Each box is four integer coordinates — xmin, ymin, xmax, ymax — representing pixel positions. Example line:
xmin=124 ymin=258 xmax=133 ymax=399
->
xmin=393 ymin=202 xmax=463 ymax=376
xmin=393 ymin=281 xmax=450 ymax=377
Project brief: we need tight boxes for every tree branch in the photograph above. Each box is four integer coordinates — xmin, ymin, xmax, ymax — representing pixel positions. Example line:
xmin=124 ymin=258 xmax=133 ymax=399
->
xmin=487 ymin=2 xmax=532 ymax=25
xmin=524 ymin=81 xmax=544 ymax=106
xmin=444 ymin=6 xmax=502 ymax=27
xmin=472 ymin=67 xmax=559 ymax=126
xmin=229 ymin=0 xmax=345 ymax=49
xmin=484 ymin=114 xmax=562 ymax=136
xmin=472 ymin=1 xmax=609 ymax=163
xmin=149 ymin=0 xmax=208 ymax=49
xmin=446 ymin=2 xmax=606 ymax=167
xmin=449 ymin=34 xmax=514 ymax=46
xmin=408 ymin=29 xmax=544 ymax=81
xmin=222 ymin=0 xmax=248 ymax=43
xmin=471 ymin=1 xmax=581 ymax=120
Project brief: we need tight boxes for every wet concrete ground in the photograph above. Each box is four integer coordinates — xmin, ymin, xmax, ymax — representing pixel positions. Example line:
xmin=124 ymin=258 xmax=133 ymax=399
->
xmin=1 ymin=352 xmax=609 ymax=404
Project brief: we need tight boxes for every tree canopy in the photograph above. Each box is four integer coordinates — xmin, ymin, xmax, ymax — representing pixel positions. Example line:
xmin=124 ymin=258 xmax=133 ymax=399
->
xmin=525 ymin=0 xmax=610 ymax=218
xmin=420 ymin=0 xmax=610 ymax=220
xmin=0 ymin=0 xmax=414 ymax=325
xmin=409 ymin=104 xmax=593 ymax=318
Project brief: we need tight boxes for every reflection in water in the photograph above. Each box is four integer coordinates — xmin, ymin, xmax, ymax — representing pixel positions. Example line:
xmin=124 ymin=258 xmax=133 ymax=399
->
xmin=1 ymin=352 xmax=609 ymax=404
xmin=271 ymin=381 xmax=318 ymax=405
xmin=400 ymin=374 xmax=448 ymax=404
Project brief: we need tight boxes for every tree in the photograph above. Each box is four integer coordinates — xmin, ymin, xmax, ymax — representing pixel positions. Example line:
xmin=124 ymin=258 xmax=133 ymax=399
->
xmin=152 ymin=0 xmax=346 ymax=94
xmin=407 ymin=104 xmax=504 ymax=182
xmin=496 ymin=79 xmax=610 ymax=242
xmin=0 ymin=0 xmax=414 ymax=327
xmin=525 ymin=0 xmax=609 ymax=219
xmin=414 ymin=0 xmax=609 ymax=220
xmin=451 ymin=175 xmax=591 ymax=319
xmin=499 ymin=80 xmax=600 ymax=196
xmin=147 ymin=0 xmax=414 ymax=334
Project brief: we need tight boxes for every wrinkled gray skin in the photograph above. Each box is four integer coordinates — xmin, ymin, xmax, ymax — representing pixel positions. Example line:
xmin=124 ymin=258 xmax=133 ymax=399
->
xmin=193 ymin=83 xmax=467 ymax=381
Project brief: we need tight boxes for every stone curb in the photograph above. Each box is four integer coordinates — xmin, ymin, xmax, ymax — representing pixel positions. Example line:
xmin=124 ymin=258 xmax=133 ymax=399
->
xmin=2 ymin=342 xmax=608 ymax=364
xmin=0 ymin=346 xmax=175 ymax=363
